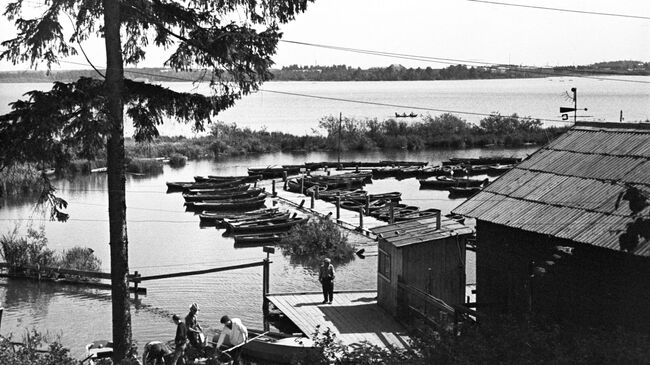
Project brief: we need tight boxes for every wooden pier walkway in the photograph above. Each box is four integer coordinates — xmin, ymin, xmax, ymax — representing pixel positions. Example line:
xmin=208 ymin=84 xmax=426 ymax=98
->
xmin=259 ymin=179 xmax=386 ymax=236
xmin=266 ymin=290 xmax=411 ymax=349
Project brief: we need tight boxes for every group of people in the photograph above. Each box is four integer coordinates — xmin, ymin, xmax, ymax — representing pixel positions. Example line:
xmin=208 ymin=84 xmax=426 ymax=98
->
xmin=142 ymin=258 xmax=336 ymax=365
xmin=142 ymin=303 xmax=248 ymax=365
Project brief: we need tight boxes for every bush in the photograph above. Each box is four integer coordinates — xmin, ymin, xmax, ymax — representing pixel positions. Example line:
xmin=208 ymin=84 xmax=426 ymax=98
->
xmin=168 ymin=153 xmax=187 ymax=167
xmin=126 ymin=158 xmax=163 ymax=174
xmin=0 ymin=227 xmax=56 ymax=271
xmin=0 ymin=227 xmax=101 ymax=276
xmin=0 ymin=330 xmax=79 ymax=365
xmin=279 ymin=216 xmax=355 ymax=268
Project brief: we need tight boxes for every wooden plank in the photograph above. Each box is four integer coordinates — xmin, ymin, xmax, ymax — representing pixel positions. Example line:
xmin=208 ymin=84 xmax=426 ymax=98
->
xmin=138 ymin=261 xmax=265 ymax=281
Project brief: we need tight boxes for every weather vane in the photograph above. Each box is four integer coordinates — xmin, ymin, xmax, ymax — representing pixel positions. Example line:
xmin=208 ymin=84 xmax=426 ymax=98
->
xmin=560 ymin=87 xmax=588 ymax=123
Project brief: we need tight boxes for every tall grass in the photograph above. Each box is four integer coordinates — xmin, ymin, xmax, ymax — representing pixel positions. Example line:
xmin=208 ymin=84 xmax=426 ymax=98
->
xmin=126 ymin=158 xmax=164 ymax=174
xmin=0 ymin=227 xmax=102 ymax=275
xmin=168 ymin=153 xmax=188 ymax=167
xmin=0 ymin=164 xmax=44 ymax=197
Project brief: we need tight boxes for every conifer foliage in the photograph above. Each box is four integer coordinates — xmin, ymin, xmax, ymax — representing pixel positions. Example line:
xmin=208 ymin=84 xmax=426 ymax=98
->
xmin=0 ymin=0 xmax=312 ymax=361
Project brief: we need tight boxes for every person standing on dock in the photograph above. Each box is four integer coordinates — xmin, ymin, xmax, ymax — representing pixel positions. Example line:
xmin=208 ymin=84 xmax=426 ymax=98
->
xmin=319 ymin=258 xmax=335 ymax=304
xmin=215 ymin=315 xmax=248 ymax=364
xmin=172 ymin=314 xmax=187 ymax=365
xmin=185 ymin=303 xmax=204 ymax=349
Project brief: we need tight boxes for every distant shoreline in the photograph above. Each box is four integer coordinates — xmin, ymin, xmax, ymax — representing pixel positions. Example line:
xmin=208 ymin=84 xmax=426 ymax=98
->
xmin=1 ymin=61 xmax=647 ymax=83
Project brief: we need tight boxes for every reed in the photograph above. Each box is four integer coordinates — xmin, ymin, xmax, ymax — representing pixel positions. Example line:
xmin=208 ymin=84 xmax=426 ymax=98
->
xmin=0 ymin=164 xmax=44 ymax=197
xmin=168 ymin=153 xmax=188 ymax=167
xmin=126 ymin=158 xmax=164 ymax=174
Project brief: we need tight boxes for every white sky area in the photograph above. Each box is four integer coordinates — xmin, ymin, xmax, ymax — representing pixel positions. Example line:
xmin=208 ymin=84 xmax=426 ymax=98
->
xmin=0 ymin=0 xmax=649 ymax=71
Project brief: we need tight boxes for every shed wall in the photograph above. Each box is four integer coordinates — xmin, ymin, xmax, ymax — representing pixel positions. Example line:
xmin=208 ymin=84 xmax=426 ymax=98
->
xmin=476 ymin=220 xmax=650 ymax=332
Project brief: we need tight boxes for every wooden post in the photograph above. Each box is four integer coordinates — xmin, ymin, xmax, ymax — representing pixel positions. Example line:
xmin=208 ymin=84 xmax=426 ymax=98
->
xmin=283 ymin=179 xmax=287 ymax=191
xmin=133 ymin=271 xmax=140 ymax=300
xmin=365 ymin=195 xmax=370 ymax=215
xmin=0 ymin=307 xmax=3 ymax=331
xmin=327 ymin=170 xmax=331 ymax=176
xmin=336 ymin=196 xmax=341 ymax=220
xmin=310 ymin=191 xmax=315 ymax=209
xmin=300 ymin=176 xmax=304 ymax=195
xmin=389 ymin=201 xmax=395 ymax=224
xmin=262 ymin=259 xmax=270 ymax=317
xmin=254 ymin=180 xmax=257 ymax=188
xmin=358 ymin=207 xmax=364 ymax=230
xmin=272 ymin=180 xmax=276 ymax=197
xmin=355 ymin=165 xmax=359 ymax=172
xmin=315 ymin=186 xmax=320 ymax=200
xmin=298 ymin=199 xmax=305 ymax=208
xmin=282 ymin=171 xmax=287 ymax=182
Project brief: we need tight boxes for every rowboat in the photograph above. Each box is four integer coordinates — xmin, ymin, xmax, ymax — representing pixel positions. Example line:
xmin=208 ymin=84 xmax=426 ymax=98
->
xmin=85 ymin=340 xmax=113 ymax=365
xmin=374 ymin=206 xmax=420 ymax=222
xmin=448 ymin=186 xmax=482 ymax=197
xmin=487 ymin=164 xmax=515 ymax=176
xmin=186 ymin=184 xmax=251 ymax=194
xmin=183 ymin=188 xmax=264 ymax=202
xmin=227 ymin=216 xmax=310 ymax=234
xmin=187 ymin=194 xmax=268 ymax=211
xmin=194 ymin=174 xmax=263 ymax=183
xmin=199 ymin=208 xmax=279 ymax=225
xmin=214 ymin=329 xmax=317 ymax=364
xmin=394 ymin=208 xmax=441 ymax=222
xmin=445 ymin=156 xmax=522 ymax=166
xmin=166 ymin=179 xmax=245 ymax=191
xmin=233 ymin=232 xmax=288 ymax=246
xmin=248 ymin=165 xmax=304 ymax=179
xmin=418 ymin=176 xmax=488 ymax=189
xmin=224 ymin=212 xmax=292 ymax=231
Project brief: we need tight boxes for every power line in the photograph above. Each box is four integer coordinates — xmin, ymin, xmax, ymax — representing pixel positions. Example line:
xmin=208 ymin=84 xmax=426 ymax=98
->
xmin=57 ymin=60 xmax=575 ymax=124
xmin=279 ymin=40 xmax=650 ymax=84
xmin=465 ymin=0 xmax=650 ymax=21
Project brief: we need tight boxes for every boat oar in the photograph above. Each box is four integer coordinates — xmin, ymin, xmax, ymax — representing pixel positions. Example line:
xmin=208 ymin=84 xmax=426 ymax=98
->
xmin=209 ymin=331 xmax=270 ymax=353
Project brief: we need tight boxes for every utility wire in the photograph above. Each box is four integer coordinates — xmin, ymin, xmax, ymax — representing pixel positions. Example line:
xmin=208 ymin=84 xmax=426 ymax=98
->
xmin=279 ymin=40 xmax=650 ymax=84
xmin=465 ymin=0 xmax=650 ymax=21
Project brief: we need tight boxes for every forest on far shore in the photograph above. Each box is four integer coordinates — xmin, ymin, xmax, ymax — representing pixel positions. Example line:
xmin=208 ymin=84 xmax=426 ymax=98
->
xmin=1 ymin=60 xmax=647 ymax=83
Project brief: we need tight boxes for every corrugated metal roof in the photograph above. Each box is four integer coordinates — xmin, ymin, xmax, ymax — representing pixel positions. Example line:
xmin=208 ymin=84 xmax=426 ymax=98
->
xmin=370 ymin=217 xmax=473 ymax=248
xmin=453 ymin=123 xmax=650 ymax=257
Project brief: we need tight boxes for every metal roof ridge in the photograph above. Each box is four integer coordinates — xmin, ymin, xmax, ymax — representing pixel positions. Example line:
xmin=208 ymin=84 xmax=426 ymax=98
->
xmin=574 ymin=121 xmax=650 ymax=131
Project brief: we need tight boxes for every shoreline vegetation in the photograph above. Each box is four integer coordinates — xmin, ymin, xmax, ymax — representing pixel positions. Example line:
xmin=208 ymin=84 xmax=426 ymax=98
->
xmin=0 ymin=61 xmax=648 ymax=83
xmin=1 ymin=113 xmax=567 ymax=197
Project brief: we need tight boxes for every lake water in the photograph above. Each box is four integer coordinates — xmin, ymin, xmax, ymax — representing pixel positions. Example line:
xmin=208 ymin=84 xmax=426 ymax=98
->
xmin=1 ymin=77 xmax=649 ymax=136
xmin=0 ymin=147 xmax=537 ymax=357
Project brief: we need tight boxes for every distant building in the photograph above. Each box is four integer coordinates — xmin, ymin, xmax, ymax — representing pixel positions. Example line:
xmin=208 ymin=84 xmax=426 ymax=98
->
xmin=453 ymin=122 xmax=650 ymax=332
xmin=371 ymin=213 xmax=474 ymax=326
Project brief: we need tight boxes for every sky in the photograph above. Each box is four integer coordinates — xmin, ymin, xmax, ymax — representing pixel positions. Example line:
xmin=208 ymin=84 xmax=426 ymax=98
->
xmin=0 ymin=0 xmax=649 ymax=71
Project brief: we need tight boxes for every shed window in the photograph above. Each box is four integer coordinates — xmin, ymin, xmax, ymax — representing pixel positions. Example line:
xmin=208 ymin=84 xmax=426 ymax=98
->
xmin=379 ymin=250 xmax=391 ymax=281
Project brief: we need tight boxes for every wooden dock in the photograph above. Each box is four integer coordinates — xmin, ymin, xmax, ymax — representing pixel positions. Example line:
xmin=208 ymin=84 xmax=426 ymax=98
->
xmin=266 ymin=290 xmax=411 ymax=349
xmin=261 ymin=180 xmax=386 ymax=236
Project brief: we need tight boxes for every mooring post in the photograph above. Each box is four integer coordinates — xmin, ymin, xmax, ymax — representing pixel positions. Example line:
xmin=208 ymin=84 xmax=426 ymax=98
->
xmin=315 ymin=186 xmax=320 ymax=200
xmin=389 ymin=201 xmax=395 ymax=224
xmin=355 ymin=165 xmax=359 ymax=172
xmin=336 ymin=196 xmax=341 ymax=220
xmin=365 ymin=195 xmax=370 ymax=215
xmin=272 ymin=180 xmax=276 ymax=197
xmin=262 ymin=258 xmax=270 ymax=316
xmin=254 ymin=180 xmax=257 ymax=188
xmin=310 ymin=191 xmax=315 ymax=209
xmin=283 ymin=179 xmax=288 ymax=191
xmin=282 ymin=171 xmax=287 ymax=182
xmin=0 ymin=306 xmax=3 ymax=331
xmin=132 ymin=271 xmax=140 ymax=300
xmin=358 ymin=207 xmax=364 ymax=230
xmin=300 ymin=176 xmax=304 ymax=195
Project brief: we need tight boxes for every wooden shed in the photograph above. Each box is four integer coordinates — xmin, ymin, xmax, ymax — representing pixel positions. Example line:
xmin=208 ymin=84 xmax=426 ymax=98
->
xmin=453 ymin=122 xmax=650 ymax=332
xmin=371 ymin=213 xmax=474 ymax=323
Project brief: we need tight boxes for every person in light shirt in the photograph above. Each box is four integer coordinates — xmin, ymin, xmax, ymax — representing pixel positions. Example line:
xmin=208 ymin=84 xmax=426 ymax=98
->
xmin=215 ymin=315 xmax=248 ymax=364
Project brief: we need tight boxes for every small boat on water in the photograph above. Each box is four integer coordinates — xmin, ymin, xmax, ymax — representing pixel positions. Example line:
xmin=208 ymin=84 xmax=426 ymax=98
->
xmin=394 ymin=208 xmax=441 ymax=222
xmin=215 ymin=329 xmax=317 ymax=364
xmin=445 ymin=156 xmax=522 ymax=166
xmin=85 ymin=340 xmax=113 ymax=365
xmin=234 ymin=232 xmax=288 ymax=246
xmin=183 ymin=188 xmax=264 ymax=202
xmin=166 ymin=179 xmax=245 ymax=192
xmin=418 ymin=176 xmax=488 ymax=190
xmin=187 ymin=194 xmax=267 ymax=211
xmin=448 ymin=186 xmax=482 ymax=198
xmin=248 ymin=165 xmax=305 ymax=179
xmin=227 ymin=216 xmax=310 ymax=234
xmin=199 ymin=208 xmax=279 ymax=226
xmin=224 ymin=212 xmax=292 ymax=232
xmin=487 ymin=163 xmax=515 ymax=176
xmin=194 ymin=174 xmax=263 ymax=183
xmin=186 ymin=184 xmax=251 ymax=195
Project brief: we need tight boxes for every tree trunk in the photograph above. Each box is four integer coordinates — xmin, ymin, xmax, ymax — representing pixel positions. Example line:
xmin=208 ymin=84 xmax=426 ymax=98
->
xmin=103 ymin=0 xmax=132 ymax=362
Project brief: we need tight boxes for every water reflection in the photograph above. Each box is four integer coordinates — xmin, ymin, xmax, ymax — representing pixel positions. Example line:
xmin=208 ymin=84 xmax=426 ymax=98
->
xmin=0 ymin=148 xmax=529 ymax=357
